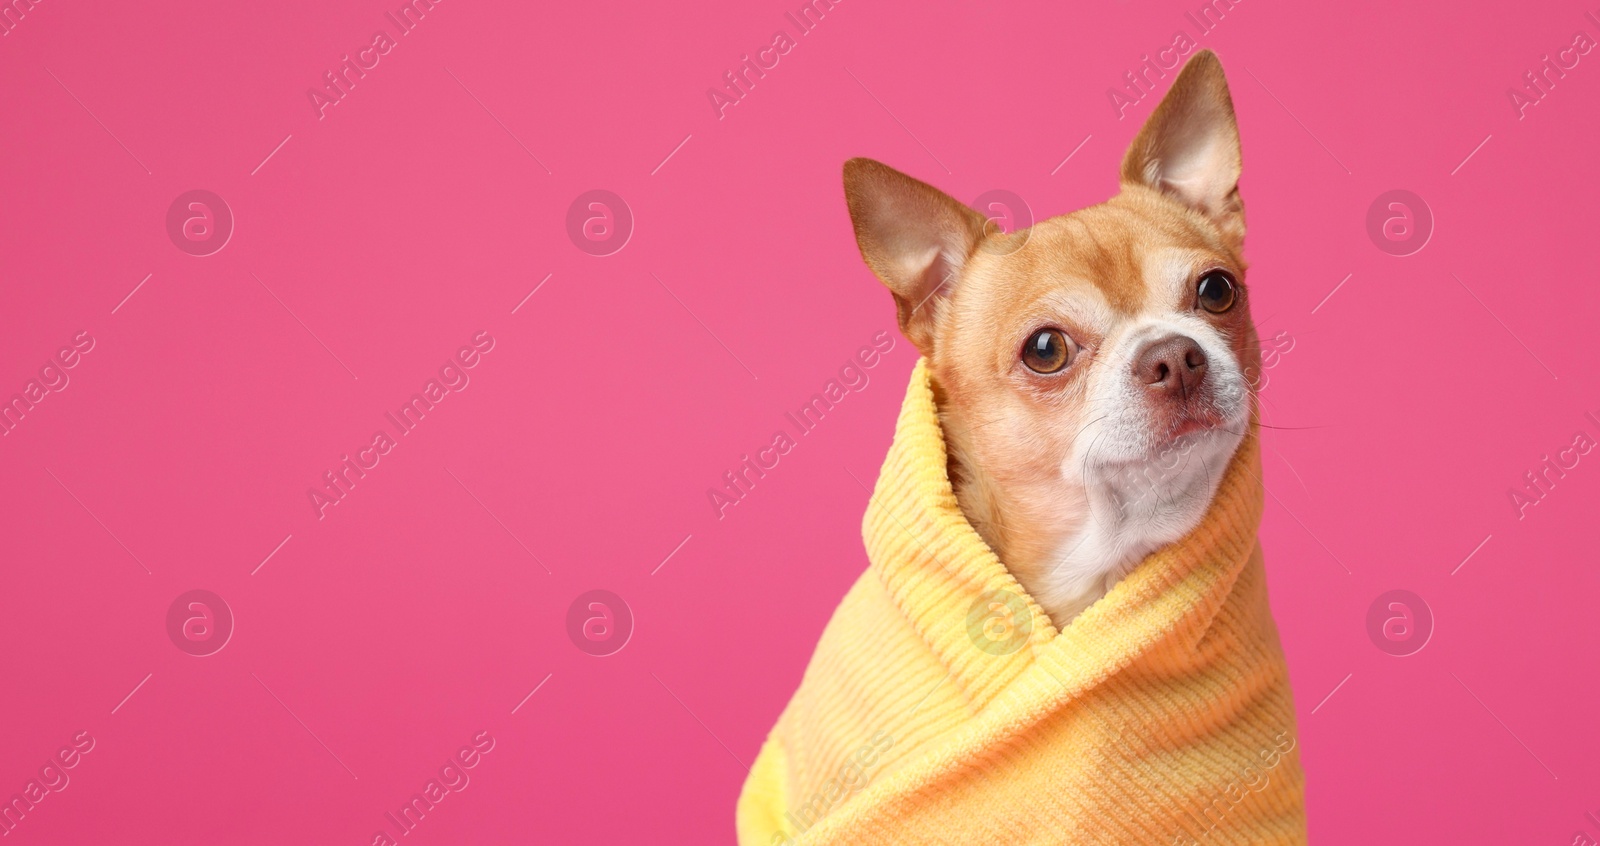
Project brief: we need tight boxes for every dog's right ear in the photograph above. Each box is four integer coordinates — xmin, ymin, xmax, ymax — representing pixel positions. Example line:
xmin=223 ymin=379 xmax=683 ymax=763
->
xmin=843 ymin=158 xmax=988 ymax=356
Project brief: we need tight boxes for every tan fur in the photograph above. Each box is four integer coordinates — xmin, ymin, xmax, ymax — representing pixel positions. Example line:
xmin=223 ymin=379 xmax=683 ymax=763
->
xmin=845 ymin=51 xmax=1261 ymax=625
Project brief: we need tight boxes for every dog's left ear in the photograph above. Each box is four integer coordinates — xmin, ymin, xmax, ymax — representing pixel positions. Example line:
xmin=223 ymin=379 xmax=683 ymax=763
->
xmin=1121 ymin=50 xmax=1244 ymax=242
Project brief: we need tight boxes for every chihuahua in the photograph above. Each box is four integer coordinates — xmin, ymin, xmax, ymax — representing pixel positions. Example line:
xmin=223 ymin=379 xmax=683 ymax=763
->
xmin=843 ymin=50 xmax=1259 ymax=626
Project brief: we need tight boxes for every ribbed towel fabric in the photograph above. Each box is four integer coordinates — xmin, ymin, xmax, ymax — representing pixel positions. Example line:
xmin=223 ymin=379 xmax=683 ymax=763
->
xmin=737 ymin=359 xmax=1306 ymax=845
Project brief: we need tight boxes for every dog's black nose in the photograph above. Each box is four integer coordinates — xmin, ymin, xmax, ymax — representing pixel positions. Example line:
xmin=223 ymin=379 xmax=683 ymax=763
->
xmin=1135 ymin=335 xmax=1208 ymax=397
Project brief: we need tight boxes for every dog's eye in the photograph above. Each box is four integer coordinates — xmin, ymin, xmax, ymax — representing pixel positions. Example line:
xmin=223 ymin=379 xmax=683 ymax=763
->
xmin=1196 ymin=271 xmax=1237 ymax=314
xmin=1021 ymin=328 xmax=1075 ymax=374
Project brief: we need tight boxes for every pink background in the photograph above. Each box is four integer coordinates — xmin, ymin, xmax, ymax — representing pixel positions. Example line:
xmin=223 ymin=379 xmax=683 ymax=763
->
xmin=2 ymin=0 xmax=1599 ymax=842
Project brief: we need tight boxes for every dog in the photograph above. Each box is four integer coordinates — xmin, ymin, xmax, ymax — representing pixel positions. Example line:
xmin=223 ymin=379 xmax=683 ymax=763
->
xmin=737 ymin=51 xmax=1306 ymax=843
xmin=843 ymin=49 xmax=1258 ymax=627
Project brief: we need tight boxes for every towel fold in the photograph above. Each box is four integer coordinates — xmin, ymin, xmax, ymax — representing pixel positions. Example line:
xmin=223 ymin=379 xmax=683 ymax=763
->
xmin=737 ymin=359 xmax=1306 ymax=845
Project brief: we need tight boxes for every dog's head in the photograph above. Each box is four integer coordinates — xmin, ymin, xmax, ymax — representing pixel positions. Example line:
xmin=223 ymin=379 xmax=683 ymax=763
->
xmin=844 ymin=51 xmax=1259 ymax=618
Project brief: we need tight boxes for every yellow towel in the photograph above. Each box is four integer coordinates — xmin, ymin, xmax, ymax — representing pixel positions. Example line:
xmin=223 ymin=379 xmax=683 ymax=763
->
xmin=737 ymin=360 xmax=1306 ymax=845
